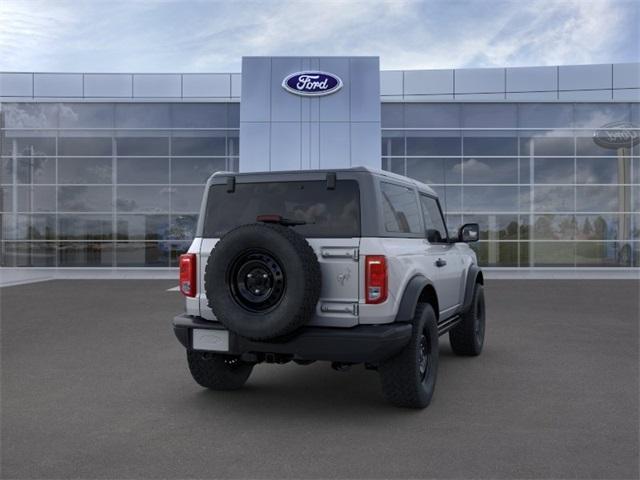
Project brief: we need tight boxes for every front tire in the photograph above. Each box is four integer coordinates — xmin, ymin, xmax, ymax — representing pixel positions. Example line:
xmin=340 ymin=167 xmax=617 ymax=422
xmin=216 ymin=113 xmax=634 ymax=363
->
xmin=379 ymin=303 xmax=439 ymax=408
xmin=449 ymin=283 xmax=485 ymax=356
xmin=187 ymin=350 xmax=254 ymax=390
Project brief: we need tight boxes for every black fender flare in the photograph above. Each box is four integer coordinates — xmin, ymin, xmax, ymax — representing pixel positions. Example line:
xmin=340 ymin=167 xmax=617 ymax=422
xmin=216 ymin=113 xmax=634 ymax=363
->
xmin=394 ymin=275 xmax=436 ymax=322
xmin=462 ymin=265 xmax=483 ymax=313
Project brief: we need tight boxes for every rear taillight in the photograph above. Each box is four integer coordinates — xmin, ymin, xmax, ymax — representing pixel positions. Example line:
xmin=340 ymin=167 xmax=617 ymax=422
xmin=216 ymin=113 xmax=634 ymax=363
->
xmin=365 ymin=255 xmax=388 ymax=304
xmin=179 ymin=253 xmax=197 ymax=297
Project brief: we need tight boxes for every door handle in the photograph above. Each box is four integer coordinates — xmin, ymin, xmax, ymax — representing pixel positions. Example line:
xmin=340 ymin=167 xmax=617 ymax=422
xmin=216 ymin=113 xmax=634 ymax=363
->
xmin=435 ymin=258 xmax=447 ymax=267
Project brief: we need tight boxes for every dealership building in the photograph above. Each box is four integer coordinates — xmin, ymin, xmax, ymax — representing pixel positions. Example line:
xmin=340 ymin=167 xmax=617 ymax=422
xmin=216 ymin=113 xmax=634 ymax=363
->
xmin=0 ymin=58 xmax=638 ymax=271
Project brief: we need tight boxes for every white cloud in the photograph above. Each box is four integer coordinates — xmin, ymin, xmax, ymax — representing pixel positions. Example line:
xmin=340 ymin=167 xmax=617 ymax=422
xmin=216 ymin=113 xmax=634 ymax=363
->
xmin=0 ymin=0 xmax=637 ymax=72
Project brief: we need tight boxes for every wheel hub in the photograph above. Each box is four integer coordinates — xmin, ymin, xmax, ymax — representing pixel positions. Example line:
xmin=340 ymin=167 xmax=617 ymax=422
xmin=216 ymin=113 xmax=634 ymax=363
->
xmin=229 ymin=250 xmax=285 ymax=312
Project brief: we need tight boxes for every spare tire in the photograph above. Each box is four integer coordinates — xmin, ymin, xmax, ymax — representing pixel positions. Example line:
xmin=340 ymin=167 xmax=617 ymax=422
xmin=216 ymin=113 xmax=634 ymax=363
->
xmin=205 ymin=223 xmax=321 ymax=340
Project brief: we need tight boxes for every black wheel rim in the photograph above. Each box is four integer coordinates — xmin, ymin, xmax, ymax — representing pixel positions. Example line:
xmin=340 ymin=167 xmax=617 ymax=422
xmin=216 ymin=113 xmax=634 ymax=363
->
xmin=419 ymin=333 xmax=430 ymax=381
xmin=228 ymin=249 xmax=285 ymax=313
xmin=474 ymin=294 xmax=485 ymax=346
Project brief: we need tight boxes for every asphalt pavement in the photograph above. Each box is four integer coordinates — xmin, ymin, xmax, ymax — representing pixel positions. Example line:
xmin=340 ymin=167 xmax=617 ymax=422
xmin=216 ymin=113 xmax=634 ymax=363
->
xmin=1 ymin=279 xmax=638 ymax=479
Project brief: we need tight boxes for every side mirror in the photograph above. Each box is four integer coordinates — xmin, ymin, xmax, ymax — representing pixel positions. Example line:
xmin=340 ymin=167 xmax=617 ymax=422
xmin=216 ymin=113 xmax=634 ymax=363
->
xmin=458 ymin=223 xmax=479 ymax=243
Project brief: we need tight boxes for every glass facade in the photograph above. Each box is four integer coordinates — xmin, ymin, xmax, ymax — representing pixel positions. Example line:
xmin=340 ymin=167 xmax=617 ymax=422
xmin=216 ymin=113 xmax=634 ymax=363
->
xmin=382 ymin=103 xmax=640 ymax=267
xmin=0 ymin=102 xmax=239 ymax=267
xmin=1 ymin=100 xmax=638 ymax=268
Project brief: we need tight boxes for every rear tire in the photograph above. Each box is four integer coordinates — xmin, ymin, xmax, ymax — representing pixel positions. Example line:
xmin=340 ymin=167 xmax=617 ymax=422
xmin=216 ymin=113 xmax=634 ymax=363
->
xmin=449 ymin=283 xmax=485 ymax=356
xmin=379 ymin=303 xmax=439 ymax=409
xmin=187 ymin=350 xmax=254 ymax=390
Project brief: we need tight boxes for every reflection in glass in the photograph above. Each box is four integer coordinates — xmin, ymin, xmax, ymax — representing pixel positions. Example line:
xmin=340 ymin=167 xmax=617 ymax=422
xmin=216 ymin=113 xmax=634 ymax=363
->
xmin=463 ymin=214 xmax=519 ymax=240
xmin=463 ymin=186 xmax=520 ymax=212
xmin=115 ymin=242 xmax=169 ymax=267
xmin=116 ymin=215 xmax=169 ymax=240
xmin=171 ymin=136 xmax=226 ymax=156
xmin=533 ymin=186 xmax=575 ymax=212
xmin=532 ymin=242 xmax=575 ymax=266
xmin=576 ymin=185 xmax=628 ymax=212
xmin=576 ymin=157 xmax=630 ymax=184
xmin=575 ymin=242 xmax=632 ymax=267
xmin=59 ymin=214 xmax=113 ymax=240
xmin=171 ymin=186 xmax=204 ymax=212
xmin=59 ymin=158 xmax=112 ymax=184
xmin=58 ymin=242 xmax=114 ymax=267
xmin=117 ymin=158 xmax=169 ymax=184
xmin=171 ymin=158 xmax=225 ymax=184
xmin=17 ymin=186 xmax=56 ymax=212
xmin=406 ymin=158 xmax=461 ymax=184
xmin=116 ymin=137 xmax=168 ymax=156
xmin=534 ymin=158 xmax=575 ymax=184
xmin=406 ymin=134 xmax=461 ymax=156
xmin=533 ymin=214 xmax=576 ymax=240
xmin=58 ymin=186 xmax=112 ymax=212
xmin=463 ymin=158 xmax=517 ymax=184
xmin=1 ymin=242 xmax=56 ymax=267
xmin=58 ymin=137 xmax=112 ymax=156
xmin=470 ymin=241 xmax=518 ymax=267
xmin=116 ymin=186 xmax=170 ymax=213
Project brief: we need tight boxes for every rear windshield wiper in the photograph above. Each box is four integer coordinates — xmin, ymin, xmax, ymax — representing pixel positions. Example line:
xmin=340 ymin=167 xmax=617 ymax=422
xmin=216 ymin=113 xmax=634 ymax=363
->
xmin=256 ymin=214 xmax=307 ymax=227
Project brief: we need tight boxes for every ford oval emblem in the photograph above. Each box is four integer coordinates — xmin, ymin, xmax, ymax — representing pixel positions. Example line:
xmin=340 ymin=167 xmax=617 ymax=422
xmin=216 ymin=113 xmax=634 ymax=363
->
xmin=593 ymin=121 xmax=640 ymax=149
xmin=282 ymin=71 xmax=343 ymax=96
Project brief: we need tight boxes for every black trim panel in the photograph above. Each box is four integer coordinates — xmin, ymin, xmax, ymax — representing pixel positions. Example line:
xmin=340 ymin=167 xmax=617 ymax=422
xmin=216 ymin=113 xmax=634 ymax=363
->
xmin=173 ymin=314 xmax=412 ymax=364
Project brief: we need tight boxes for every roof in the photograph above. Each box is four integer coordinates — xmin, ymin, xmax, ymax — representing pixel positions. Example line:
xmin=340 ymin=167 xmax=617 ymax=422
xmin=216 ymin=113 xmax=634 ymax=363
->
xmin=209 ymin=166 xmax=438 ymax=197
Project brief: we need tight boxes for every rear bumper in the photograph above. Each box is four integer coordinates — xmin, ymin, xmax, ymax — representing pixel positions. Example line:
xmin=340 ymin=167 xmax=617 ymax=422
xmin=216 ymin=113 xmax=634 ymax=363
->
xmin=173 ymin=314 xmax=412 ymax=364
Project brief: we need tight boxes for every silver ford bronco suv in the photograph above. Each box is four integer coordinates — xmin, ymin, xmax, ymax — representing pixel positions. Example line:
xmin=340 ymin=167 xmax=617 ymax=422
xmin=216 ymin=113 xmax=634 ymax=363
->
xmin=173 ymin=167 xmax=485 ymax=408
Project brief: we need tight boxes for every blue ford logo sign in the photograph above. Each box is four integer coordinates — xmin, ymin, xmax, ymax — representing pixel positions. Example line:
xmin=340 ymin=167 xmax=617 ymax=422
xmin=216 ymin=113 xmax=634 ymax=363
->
xmin=282 ymin=71 xmax=343 ymax=96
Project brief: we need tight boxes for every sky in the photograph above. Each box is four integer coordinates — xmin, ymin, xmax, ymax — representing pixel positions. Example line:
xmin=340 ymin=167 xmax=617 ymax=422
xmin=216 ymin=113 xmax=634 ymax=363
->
xmin=0 ymin=0 xmax=638 ymax=73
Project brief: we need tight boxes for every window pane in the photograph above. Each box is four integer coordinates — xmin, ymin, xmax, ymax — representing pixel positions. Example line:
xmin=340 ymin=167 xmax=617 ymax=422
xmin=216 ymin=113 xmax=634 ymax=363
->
xmin=534 ymin=158 xmax=575 ymax=184
xmin=574 ymin=104 xmax=630 ymax=128
xmin=17 ymin=186 xmax=56 ymax=212
xmin=575 ymin=242 xmax=632 ymax=267
xmin=2 ymin=104 xmax=58 ymax=128
xmin=171 ymin=186 xmax=203 ymax=213
xmin=463 ymin=157 xmax=518 ymax=184
xmin=59 ymin=103 xmax=114 ymax=128
xmin=463 ymin=214 xmax=519 ymax=240
xmin=531 ymin=242 xmax=575 ymax=266
xmin=171 ymin=104 xmax=228 ymax=128
xmin=115 ymin=242 xmax=169 ymax=267
xmin=533 ymin=186 xmax=575 ymax=212
xmin=518 ymin=104 xmax=573 ymax=129
xmin=16 ymin=157 xmax=56 ymax=184
xmin=116 ymin=137 xmax=168 ymax=156
xmin=380 ymin=182 xmax=422 ymax=234
xmin=576 ymin=136 xmax=628 ymax=157
xmin=1 ymin=242 xmax=56 ymax=267
xmin=203 ymin=181 xmax=360 ymax=238
xmin=58 ymin=242 xmax=114 ymax=267
xmin=59 ymin=158 xmax=112 ymax=184
xmin=406 ymin=158 xmax=462 ymax=185
xmin=463 ymin=136 xmax=518 ymax=156
xmin=1 ymin=136 xmax=56 ymax=156
xmin=381 ymin=132 xmax=404 ymax=156
xmin=381 ymin=104 xmax=403 ymax=128
xmin=114 ymin=104 xmax=171 ymax=128
xmin=2 ymin=214 xmax=56 ymax=240
xmin=117 ymin=186 xmax=170 ymax=213
xmin=405 ymin=104 xmax=461 ymax=128
xmin=171 ymin=136 xmax=226 ymax=156
xmin=171 ymin=158 xmax=225 ymax=184
xmin=576 ymin=157 xmax=629 ymax=184
xmin=58 ymin=186 xmax=112 ymax=212
xmin=420 ymin=195 xmax=448 ymax=242
xmin=431 ymin=186 xmax=462 ymax=212
xmin=470 ymin=241 xmax=519 ymax=267
xmin=382 ymin=158 xmax=404 ymax=176
xmin=406 ymin=135 xmax=461 ymax=156
xmin=169 ymin=242 xmax=192 ymax=267
xmin=463 ymin=186 xmax=520 ymax=212
xmin=169 ymin=214 xmax=198 ymax=240
xmin=117 ymin=158 xmax=169 ymax=184
xmin=576 ymin=185 xmax=629 ymax=212
xmin=58 ymin=137 xmax=112 ymax=156
xmin=116 ymin=214 xmax=169 ymax=240
xmin=520 ymin=136 xmax=574 ymax=156
xmin=462 ymin=104 xmax=517 ymax=128
xmin=576 ymin=214 xmax=629 ymax=241
xmin=59 ymin=214 xmax=113 ymax=240
xmin=533 ymin=214 xmax=576 ymax=240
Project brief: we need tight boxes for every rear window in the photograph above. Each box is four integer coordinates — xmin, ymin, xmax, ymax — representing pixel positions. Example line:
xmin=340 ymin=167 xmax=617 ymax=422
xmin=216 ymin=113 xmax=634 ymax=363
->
xmin=203 ymin=180 xmax=360 ymax=238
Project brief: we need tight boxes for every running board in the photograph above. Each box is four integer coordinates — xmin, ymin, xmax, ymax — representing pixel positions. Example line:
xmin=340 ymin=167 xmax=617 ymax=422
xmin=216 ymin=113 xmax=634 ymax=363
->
xmin=437 ymin=315 xmax=462 ymax=336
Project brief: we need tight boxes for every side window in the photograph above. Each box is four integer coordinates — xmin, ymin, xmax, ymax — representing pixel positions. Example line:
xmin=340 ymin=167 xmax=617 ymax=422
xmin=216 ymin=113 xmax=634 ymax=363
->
xmin=381 ymin=182 xmax=422 ymax=234
xmin=420 ymin=194 xmax=448 ymax=243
